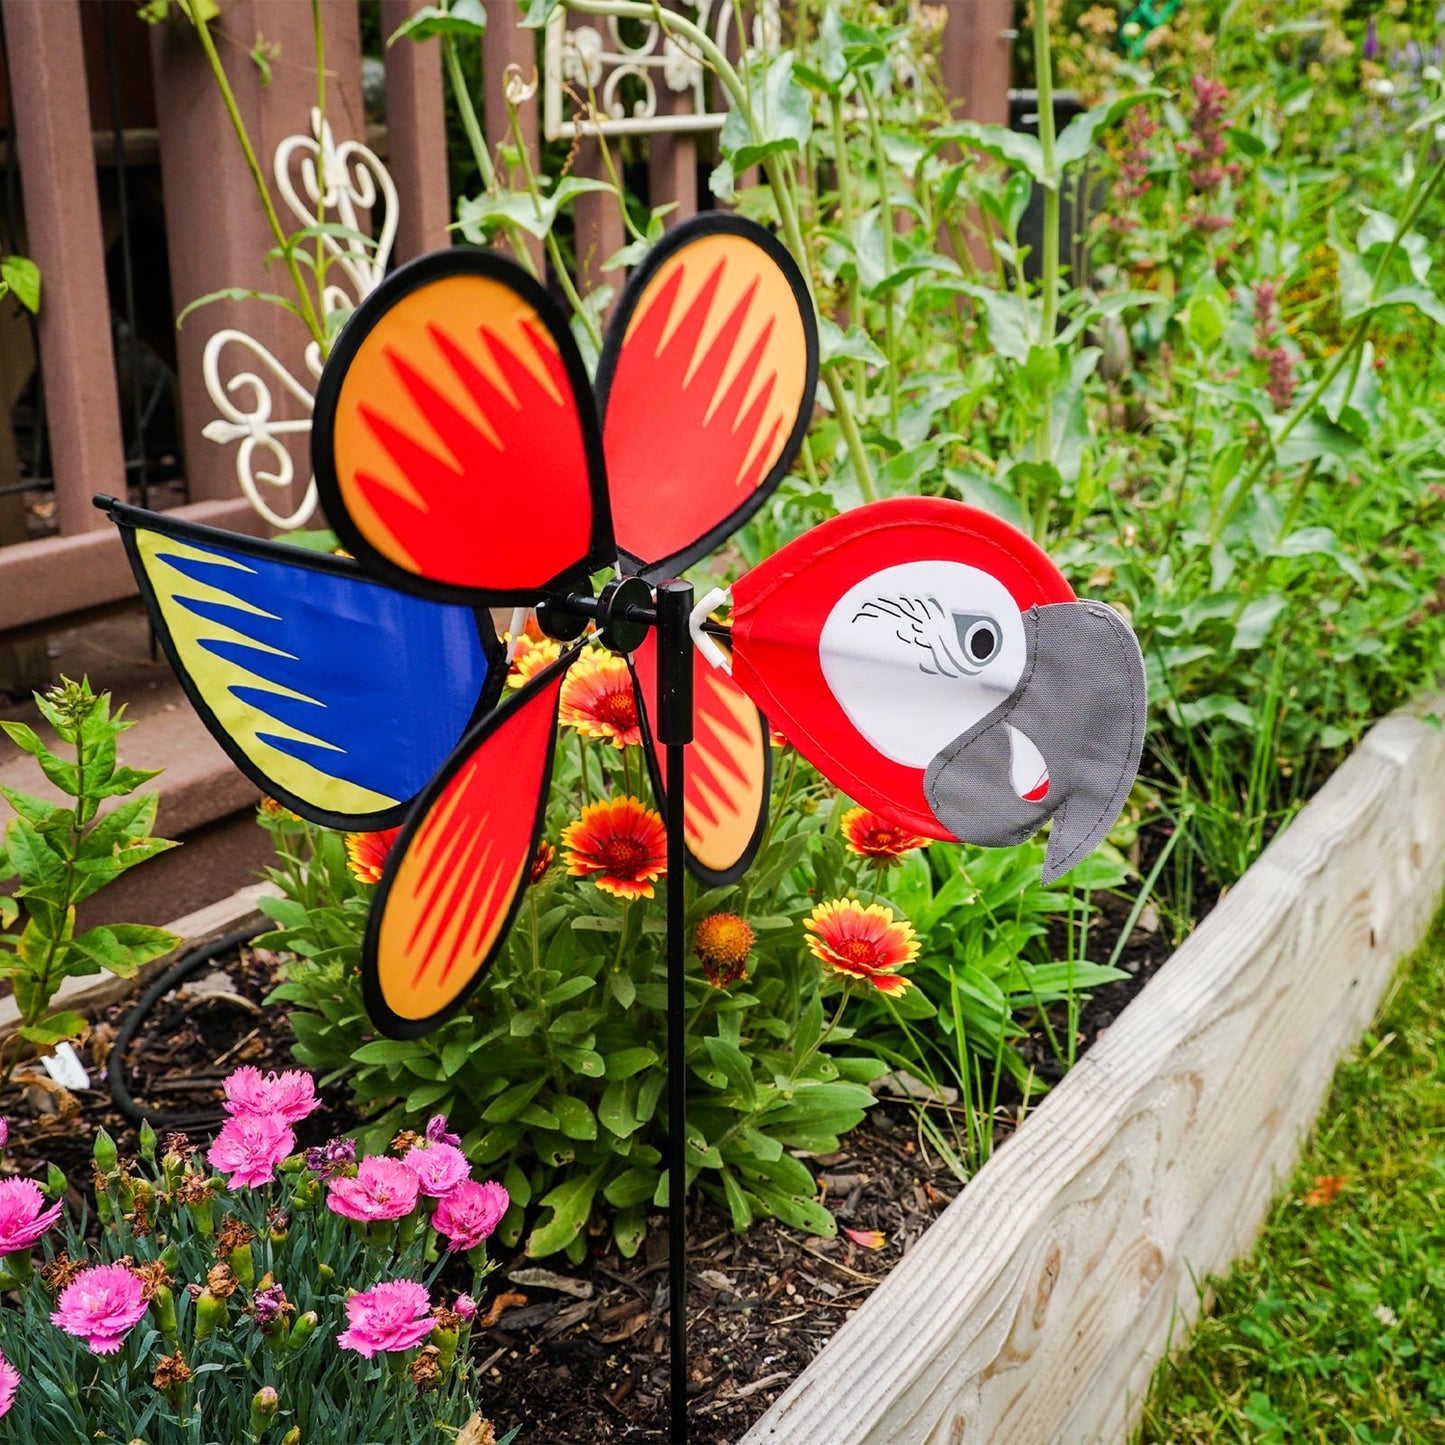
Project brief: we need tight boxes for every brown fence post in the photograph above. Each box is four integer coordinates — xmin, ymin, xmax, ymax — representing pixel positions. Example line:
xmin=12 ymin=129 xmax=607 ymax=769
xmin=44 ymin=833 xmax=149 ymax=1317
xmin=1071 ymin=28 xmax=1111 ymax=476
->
xmin=648 ymin=90 xmax=699 ymax=229
xmin=2 ymin=0 xmax=124 ymax=538
xmin=149 ymin=1 xmax=363 ymax=517
xmin=481 ymin=0 xmax=543 ymax=271
xmin=940 ymin=0 xmax=1013 ymax=124
xmin=380 ymin=0 xmax=452 ymax=261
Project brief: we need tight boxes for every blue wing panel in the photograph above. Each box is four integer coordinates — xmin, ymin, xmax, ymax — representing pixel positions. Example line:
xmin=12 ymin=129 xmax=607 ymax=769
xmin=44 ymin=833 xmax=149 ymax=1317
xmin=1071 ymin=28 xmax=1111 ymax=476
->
xmin=129 ymin=520 xmax=495 ymax=826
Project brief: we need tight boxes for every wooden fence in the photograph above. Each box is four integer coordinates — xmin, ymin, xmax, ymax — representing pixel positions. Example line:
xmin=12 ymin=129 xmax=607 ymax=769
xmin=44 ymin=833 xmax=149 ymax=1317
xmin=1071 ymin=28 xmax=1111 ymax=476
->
xmin=0 ymin=0 xmax=1011 ymax=644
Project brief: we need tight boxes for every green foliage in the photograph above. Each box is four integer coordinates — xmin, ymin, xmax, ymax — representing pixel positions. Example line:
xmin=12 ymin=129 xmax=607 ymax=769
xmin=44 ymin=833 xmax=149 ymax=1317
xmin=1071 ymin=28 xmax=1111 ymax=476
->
xmin=0 ymin=678 xmax=178 ymax=1080
xmin=0 ymin=1086 xmax=511 ymax=1442
xmin=1138 ymin=909 xmax=1445 ymax=1441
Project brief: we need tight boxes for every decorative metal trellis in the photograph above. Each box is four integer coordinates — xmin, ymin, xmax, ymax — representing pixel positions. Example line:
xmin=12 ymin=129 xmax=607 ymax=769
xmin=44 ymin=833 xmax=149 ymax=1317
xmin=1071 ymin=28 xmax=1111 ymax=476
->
xmin=201 ymin=107 xmax=397 ymax=531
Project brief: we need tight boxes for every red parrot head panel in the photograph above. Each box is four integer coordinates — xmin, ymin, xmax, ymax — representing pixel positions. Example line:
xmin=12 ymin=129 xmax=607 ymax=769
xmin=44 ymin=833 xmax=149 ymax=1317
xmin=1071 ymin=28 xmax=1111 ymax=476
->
xmin=313 ymin=251 xmax=612 ymax=606
xmin=729 ymin=497 xmax=1147 ymax=884
xmin=597 ymin=215 xmax=818 ymax=581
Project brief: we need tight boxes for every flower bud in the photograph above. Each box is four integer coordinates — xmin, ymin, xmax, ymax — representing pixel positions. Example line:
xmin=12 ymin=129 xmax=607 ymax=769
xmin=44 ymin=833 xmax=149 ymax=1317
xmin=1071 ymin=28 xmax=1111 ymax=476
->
xmin=228 ymin=1242 xmax=255 ymax=1289
xmin=431 ymin=1323 xmax=459 ymax=1373
xmin=44 ymin=1164 xmax=66 ymax=1199
xmin=151 ymin=1284 xmax=178 ymax=1346
xmin=249 ymin=1386 xmax=279 ymax=1434
xmin=279 ymin=1430 xmax=301 ymax=1445
xmin=93 ymin=1129 xmax=118 ymax=1174
xmin=139 ymin=1118 xmax=158 ymax=1162
xmin=288 ymin=1310 xmax=318 ymax=1353
xmin=288 ymin=1178 xmax=321 ymax=1213
xmin=193 ymin=1288 xmax=228 ymax=1342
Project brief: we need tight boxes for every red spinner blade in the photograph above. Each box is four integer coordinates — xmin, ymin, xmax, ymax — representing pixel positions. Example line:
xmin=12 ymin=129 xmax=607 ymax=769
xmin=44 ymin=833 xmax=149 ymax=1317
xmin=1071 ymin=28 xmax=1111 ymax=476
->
xmin=314 ymin=249 xmax=611 ymax=606
xmin=596 ymin=214 xmax=818 ymax=581
xmin=630 ymin=628 xmax=771 ymax=886
xmin=362 ymin=649 xmax=579 ymax=1038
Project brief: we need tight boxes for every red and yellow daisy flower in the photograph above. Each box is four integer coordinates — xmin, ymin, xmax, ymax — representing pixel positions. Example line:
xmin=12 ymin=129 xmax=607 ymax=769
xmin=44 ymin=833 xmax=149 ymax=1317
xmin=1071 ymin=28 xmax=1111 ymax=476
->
xmin=840 ymin=805 xmax=931 ymax=863
xmin=804 ymin=898 xmax=918 ymax=995
xmin=559 ymin=653 xmax=642 ymax=747
xmin=505 ymin=629 xmax=561 ymax=690
xmin=345 ymin=826 xmax=402 ymax=885
xmin=694 ymin=912 xmax=755 ymax=988
xmin=561 ymin=795 xmax=667 ymax=900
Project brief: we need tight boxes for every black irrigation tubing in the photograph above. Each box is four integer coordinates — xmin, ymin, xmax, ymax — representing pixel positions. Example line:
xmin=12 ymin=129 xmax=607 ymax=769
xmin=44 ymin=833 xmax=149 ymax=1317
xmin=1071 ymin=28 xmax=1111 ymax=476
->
xmin=107 ymin=922 xmax=270 ymax=1133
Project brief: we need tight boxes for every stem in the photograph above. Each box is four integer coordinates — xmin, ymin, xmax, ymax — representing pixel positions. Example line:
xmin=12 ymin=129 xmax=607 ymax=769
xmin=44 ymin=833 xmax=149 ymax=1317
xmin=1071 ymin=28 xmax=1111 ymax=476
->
xmin=566 ymin=0 xmax=879 ymax=500
xmin=859 ymin=85 xmax=899 ymax=429
xmin=189 ymin=5 xmax=326 ymax=348
xmin=828 ymin=93 xmax=861 ymax=331
xmin=443 ymin=35 xmax=498 ymax=192
xmin=1033 ymin=0 xmax=1060 ymax=345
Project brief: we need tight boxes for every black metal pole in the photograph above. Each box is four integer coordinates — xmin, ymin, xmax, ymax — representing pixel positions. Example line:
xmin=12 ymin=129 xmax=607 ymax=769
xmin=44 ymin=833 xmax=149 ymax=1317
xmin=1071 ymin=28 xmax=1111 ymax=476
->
xmin=654 ymin=578 xmax=693 ymax=1445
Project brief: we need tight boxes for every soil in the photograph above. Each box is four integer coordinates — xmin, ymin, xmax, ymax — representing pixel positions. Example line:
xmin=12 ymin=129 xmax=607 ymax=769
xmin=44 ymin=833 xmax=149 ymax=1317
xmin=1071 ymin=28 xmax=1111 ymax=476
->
xmin=0 ymin=878 xmax=1184 ymax=1444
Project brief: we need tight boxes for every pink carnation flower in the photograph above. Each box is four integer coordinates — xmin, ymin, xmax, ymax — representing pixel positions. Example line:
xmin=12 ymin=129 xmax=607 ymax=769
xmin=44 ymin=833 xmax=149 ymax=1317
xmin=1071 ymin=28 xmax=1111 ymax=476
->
xmin=0 ymin=1178 xmax=63 ymax=1255
xmin=50 ymin=1263 xmax=149 ymax=1355
xmin=454 ymin=1293 xmax=477 ymax=1324
xmin=326 ymin=1155 xmax=420 ymax=1223
xmin=402 ymin=1142 xmax=470 ymax=1199
xmin=207 ymin=1112 xmax=295 ymax=1189
xmin=221 ymin=1067 xmax=320 ymax=1126
xmin=432 ymin=1179 xmax=509 ymax=1251
xmin=336 ymin=1279 xmax=434 ymax=1358
xmin=0 ymin=1349 xmax=17 ymax=1418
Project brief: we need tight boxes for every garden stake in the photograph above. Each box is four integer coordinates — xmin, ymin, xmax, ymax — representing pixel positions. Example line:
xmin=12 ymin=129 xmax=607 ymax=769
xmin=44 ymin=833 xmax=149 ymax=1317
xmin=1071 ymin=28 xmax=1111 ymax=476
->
xmin=99 ymin=211 xmax=1148 ymax=1443
xmin=656 ymin=577 xmax=695 ymax=1443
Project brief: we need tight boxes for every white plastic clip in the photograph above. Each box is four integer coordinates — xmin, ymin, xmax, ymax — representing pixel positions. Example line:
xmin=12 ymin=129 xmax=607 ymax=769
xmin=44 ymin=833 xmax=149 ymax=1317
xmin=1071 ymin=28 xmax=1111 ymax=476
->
xmin=689 ymin=586 xmax=733 ymax=674
xmin=504 ymin=606 xmax=530 ymax=663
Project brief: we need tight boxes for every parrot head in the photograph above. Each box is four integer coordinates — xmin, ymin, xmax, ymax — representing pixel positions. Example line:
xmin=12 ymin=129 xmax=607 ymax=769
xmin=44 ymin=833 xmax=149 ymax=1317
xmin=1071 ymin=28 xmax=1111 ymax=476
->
xmin=729 ymin=498 xmax=1146 ymax=883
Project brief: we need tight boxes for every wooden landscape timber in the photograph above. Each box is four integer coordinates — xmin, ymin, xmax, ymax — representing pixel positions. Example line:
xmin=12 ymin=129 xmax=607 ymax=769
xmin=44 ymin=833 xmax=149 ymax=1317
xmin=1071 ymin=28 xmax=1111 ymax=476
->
xmin=743 ymin=693 xmax=1445 ymax=1445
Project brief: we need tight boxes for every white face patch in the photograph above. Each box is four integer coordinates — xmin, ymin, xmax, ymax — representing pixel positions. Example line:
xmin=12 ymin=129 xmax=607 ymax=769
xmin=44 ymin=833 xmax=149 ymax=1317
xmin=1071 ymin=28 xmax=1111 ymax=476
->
xmin=819 ymin=561 xmax=1027 ymax=768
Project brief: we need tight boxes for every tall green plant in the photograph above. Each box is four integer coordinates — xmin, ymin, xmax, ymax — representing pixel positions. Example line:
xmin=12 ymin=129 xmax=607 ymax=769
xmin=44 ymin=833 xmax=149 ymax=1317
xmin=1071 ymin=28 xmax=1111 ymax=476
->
xmin=0 ymin=678 xmax=179 ymax=1083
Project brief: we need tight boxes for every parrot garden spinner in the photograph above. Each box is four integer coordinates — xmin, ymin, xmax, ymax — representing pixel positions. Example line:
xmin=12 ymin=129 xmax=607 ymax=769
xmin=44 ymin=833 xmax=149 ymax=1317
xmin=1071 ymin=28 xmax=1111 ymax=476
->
xmin=98 ymin=210 xmax=1146 ymax=1443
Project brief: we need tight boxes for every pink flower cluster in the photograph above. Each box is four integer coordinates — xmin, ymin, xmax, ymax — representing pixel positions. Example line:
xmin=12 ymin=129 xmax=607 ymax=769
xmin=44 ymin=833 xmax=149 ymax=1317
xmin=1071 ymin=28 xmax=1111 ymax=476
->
xmin=207 ymin=1067 xmax=320 ymax=1189
xmin=0 ymin=1178 xmax=63 ymax=1256
xmin=323 ymin=1116 xmax=508 ymax=1252
xmin=336 ymin=1279 xmax=435 ymax=1358
xmin=50 ymin=1263 xmax=149 ymax=1355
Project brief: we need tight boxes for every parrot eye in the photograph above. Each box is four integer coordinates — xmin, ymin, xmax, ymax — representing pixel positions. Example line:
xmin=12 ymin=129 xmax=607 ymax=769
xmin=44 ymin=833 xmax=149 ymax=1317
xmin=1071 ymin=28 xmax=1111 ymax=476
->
xmin=954 ymin=613 xmax=1002 ymax=668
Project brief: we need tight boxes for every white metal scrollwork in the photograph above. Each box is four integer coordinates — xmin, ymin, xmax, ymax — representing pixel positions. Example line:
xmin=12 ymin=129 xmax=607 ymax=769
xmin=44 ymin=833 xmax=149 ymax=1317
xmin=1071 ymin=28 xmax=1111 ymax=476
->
xmin=202 ymin=107 xmax=397 ymax=530
xmin=543 ymin=1 xmax=781 ymax=141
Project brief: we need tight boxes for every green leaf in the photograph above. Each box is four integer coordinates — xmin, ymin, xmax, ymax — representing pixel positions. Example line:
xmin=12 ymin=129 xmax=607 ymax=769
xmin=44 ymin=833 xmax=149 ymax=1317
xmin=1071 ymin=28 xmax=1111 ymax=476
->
xmin=18 ymin=1011 xmax=88 ymax=1046
xmin=527 ymin=1171 xmax=603 ymax=1257
xmin=68 ymin=924 xmax=178 ymax=978
xmin=0 ymin=896 xmax=15 ymax=929
xmin=721 ymin=1169 xmax=755 ymax=1232
xmin=701 ymin=1036 xmax=757 ymax=1107
xmin=0 ymin=721 xmax=78 ymax=795
xmin=598 ymin=1078 xmax=641 ymax=1138
xmin=0 ymin=780 xmax=62 ymax=827
xmin=954 ymin=282 xmax=1035 ymax=363
xmin=608 ymin=969 xmax=636 ymax=1009
xmin=938 ymin=120 xmax=1045 ymax=183
xmin=520 ymin=0 xmax=564 ymax=26
xmin=604 ymin=1046 xmax=658 ymax=1079
xmin=720 ymin=53 xmax=813 ymax=172
xmin=818 ymin=316 xmax=887 ymax=370
xmin=482 ymin=1077 xmax=546 ymax=1122
xmin=351 ymin=1038 xmax=429 ymax=1067
xmin=1233 ymin=594 xmax=1288 ymax=650
xmin=1185 ymin=270 xmax=1230 ymax=352
xmin=603 ymin=1165 xmax=658 ymax=1208
xmin=551 ymin=1095 xmax=598 ymax=1141
xmin=175 ymin=288 xmax=300 ymax=328
xmin=0 ymin=255 xmax=40 ymax=313
xmin=388 ymin=0 xmax=485 ymax=44
xmin=1053 ymin=90 xmax=1164 ymax=172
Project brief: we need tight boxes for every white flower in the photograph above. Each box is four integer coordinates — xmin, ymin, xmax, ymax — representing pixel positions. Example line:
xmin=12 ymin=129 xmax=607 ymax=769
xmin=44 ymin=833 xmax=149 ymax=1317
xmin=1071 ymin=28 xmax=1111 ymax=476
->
xmin=1365 ymin=77 xmax=1397 ymax=97
xmin=1373 ymin=1303 xmax=1399 ymax=1327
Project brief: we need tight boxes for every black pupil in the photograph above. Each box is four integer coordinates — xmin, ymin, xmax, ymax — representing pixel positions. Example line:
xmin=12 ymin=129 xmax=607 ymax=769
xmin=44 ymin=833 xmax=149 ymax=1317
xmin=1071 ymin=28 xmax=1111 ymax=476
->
xmin=968 ymin=624 xmax=998 ymax=662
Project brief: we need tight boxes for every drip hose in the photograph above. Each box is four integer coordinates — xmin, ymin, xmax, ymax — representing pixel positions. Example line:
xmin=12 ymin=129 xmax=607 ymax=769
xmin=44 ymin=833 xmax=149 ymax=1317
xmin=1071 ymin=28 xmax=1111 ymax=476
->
xmin=107 ymin=922 xmax=270 ymax=1131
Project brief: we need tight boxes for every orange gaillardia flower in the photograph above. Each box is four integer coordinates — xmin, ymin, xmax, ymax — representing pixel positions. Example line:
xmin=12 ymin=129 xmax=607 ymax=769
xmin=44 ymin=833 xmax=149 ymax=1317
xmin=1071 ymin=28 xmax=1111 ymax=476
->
xmin=840 ymin=805 xmax=931 ymax=863
xmin=694 ymin=913 xmax=755 ymax=988
xmin=506 ymin=630 xmax=561 ymax=690
xmin=559 ymin=653 xmax=642 ymax=748
xmin=804 ymin=899 xmax=918 ymax=996
xmin=345 ymin=827 xmax=402 ymax=884
xmin=561 ymin=796 xmax=668 ymax=900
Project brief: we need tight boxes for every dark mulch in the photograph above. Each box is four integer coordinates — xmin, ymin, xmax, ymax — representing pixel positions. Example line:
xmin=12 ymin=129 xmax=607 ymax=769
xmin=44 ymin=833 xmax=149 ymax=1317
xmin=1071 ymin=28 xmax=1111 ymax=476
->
xmin=0 ymin=873 xmax=1183 ymax=1443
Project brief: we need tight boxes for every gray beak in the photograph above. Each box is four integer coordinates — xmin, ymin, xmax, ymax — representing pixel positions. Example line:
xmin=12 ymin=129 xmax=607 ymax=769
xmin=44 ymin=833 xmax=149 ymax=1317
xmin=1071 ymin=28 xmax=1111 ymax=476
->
xmin=922 ymin=601 xmax=1146 ymax=884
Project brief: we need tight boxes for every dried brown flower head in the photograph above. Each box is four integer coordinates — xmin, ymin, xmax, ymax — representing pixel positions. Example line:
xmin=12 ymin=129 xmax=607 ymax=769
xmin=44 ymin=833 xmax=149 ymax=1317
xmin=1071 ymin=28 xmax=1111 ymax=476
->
xmin=410 ymin=1343 xmax=443 ymax=1394
xmin=216 ymin=1217 xmax=257 ymax=1256
xmin=41 ymin=1250 xmax=86 ymax=1292
xmin=132 ymin=1258 xmax=173 ymax=1301
xmin=172 ymin=1172 xmax=216 ymax=1207
xmin=205 ymin=1263 xmax=239 ymax=1299
xmin=391 ymin=1129 xmax=420 ymax=1154
xmin=152 ymin=1352 xmax=192 ymax=1392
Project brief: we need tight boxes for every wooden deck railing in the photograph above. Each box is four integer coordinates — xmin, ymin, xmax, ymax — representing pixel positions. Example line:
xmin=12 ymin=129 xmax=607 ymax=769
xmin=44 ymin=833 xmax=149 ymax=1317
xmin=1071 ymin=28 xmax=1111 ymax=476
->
xmin=0 ymin=0 xmax=1011 ymax=641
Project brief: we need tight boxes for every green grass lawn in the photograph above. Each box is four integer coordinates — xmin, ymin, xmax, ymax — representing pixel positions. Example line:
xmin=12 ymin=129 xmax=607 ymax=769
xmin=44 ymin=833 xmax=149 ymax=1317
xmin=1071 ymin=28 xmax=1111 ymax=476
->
xmin=1138 ymin=907 xmax=1445 ymax=1445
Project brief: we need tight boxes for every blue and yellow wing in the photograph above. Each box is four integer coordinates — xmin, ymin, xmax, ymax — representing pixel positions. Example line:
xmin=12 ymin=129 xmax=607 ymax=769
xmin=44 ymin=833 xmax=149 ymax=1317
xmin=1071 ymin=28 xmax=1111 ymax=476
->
xmin=106 ymin=501 xmax=503 ymax=829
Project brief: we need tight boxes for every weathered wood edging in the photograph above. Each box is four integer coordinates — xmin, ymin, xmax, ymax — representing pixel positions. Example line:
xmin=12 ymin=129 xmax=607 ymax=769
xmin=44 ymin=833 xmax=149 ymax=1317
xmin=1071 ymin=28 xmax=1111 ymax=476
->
xmin=744 ymin=697 xmax=1445 ymax=1444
